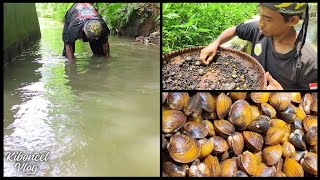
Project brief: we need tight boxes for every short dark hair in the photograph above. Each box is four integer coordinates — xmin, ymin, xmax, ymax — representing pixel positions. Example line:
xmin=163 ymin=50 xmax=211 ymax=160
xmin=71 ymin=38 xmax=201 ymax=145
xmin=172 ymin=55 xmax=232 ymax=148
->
xmin=280 ymin=13 xmax=303 ymax=22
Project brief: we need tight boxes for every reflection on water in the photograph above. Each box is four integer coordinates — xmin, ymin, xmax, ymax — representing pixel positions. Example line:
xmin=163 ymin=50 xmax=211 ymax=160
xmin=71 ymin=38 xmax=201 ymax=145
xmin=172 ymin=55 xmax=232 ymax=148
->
xmin=4 ymin=17 xmax=160 ymax=176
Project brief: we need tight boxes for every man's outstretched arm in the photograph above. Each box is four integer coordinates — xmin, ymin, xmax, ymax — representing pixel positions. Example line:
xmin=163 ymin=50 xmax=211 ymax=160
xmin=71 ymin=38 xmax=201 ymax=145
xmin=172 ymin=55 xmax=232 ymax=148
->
xmin=102 ymin=40 xmax=110 ymax=58
xmin=65 ymin=44 xmax=75 ymax=61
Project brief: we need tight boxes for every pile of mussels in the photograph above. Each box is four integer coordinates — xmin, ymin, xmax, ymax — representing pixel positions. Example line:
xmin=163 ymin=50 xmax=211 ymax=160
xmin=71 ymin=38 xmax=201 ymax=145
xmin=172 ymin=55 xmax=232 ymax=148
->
xmin=162 ymin=92 xmax=317 ymax=177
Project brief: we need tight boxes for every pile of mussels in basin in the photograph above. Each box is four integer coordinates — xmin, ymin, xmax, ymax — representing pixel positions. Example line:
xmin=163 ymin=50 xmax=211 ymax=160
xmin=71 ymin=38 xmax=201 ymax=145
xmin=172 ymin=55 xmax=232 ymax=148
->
xmin=162 ymin=51 xmax=259 ymax=90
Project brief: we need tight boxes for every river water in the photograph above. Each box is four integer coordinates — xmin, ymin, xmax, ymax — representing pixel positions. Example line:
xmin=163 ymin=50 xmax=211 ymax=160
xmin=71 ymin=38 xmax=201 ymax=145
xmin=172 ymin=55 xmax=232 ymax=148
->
xmin=3 ymin=18 xmax=160 ymax=176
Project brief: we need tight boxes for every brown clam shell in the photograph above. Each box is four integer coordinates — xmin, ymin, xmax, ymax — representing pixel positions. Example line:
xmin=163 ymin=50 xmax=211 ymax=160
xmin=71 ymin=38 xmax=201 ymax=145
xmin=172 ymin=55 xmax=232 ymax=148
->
xmin=163 ymin=161 xmax=188 ymax=177
xmin=227 ymin=132 xmax=244 ymax=156
xmin=300 ymin=152 xmax=318 ymax=176
xmin=220 ymin=157 xmax=238 ymax=177
xmin=269 ymin=92 xmax=291 ymax=111
xmin=246 ymin=115 xmax=270 ymax=134
xmin=162 ymin=92 xmax=168 ymax=104
xmin=237 ymin=150 xmax=257 ymax=176
xmin=199 ymin=92 xmax=215 ymax=113
xmin=216 ymin=93 xmax=232 ymax=120
xmin=184 ymin=93 xmax=202 ymax=118
xmin=229 ymin=92 xmax=247 ymax=100
xmin=167 ymin=134 xmax=201 ymax=163
xmin=302 ymin=115 xmax=317 ymax=132
xmin=203 ymin=155 xmax=221 ymax=177
xmin=188 ymin=159 xmax=211 ymax=177
xmin=261 ymin=102 xmax=277 ymax=118
xmin=198 ymin=138 xmax=214 ymax=159
xmin=282 ymin=141 xmax=296 ymax=158
xmin=210 ymin=135 xmax=229 ymax=154
xmin=229 ymin=100 xmax=252 ymax=130
xmin=251 ymin=92 xmax=270 ymax=103
xmin=289 ymin=129 xmax=306 ymax=150
xmin=262 ymin=144 xmax=282 ymax=165
xmin=162 ymin=110 xmax=186 ymax=134
xmin=243 ymin=131 xmax=264 ymax=152
xmin=265 ymin=127 xmax=285 ymax=146
xmin=183 ymin=121 xmax=208 ymax=139
xmin=302 ymin=93 xmax=313 ymax=115
xmin=167 ymin=92 xmax=189 ymax=111
xmin=306 ymin=126 xmax=317 ymax=146
xmin=283 ymin=157 xmax=304 ymax=177
xmin=202 ymin=120 xmax=215 ymax=137
xmin=290 ymin=92 xmax=301 ymax=104
xmin=213 ymin=119 xmax=235 ymax=139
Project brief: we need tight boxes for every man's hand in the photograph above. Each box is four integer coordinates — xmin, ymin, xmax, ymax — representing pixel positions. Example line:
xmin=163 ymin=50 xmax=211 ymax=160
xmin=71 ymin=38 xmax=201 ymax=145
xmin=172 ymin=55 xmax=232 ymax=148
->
xmin=265 ymin=72 xmax=284 ymax=90
xmin=199 ymin=41 xmax=219 ymax=65
xmin=66 ymin=44 xmax=75 ymax=61
xmin=103 ymin=41 xmax=110 ymax=59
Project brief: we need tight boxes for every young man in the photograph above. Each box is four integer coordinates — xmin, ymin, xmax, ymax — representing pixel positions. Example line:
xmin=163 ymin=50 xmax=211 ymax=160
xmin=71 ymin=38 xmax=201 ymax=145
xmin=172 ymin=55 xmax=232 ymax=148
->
xmin=200 ymin=3 xmax=317 ymax=90
xmin=62 ymin=3 xmax=110 ymax=61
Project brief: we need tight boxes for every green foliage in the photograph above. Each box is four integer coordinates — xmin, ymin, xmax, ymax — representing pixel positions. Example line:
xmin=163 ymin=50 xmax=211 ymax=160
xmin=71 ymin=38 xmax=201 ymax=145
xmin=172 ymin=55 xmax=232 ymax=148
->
xmin=99 ymin=3 xmax=159 ymax=35
xmin=36 ymin=3 xmax=159 ymax=36
xmin=162 ymin=3 xmax=258 ymax=54
xmin=36 ymin=3 xmax=73 ymax=22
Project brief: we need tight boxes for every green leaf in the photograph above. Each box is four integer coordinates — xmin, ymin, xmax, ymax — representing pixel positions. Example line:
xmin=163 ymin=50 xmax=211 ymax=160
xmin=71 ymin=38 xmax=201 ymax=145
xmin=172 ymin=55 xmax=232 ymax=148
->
xmin=197 ymin=28 xmax=211 ymax=33
xmin=163 ymin=13 xmax=180 ymax=19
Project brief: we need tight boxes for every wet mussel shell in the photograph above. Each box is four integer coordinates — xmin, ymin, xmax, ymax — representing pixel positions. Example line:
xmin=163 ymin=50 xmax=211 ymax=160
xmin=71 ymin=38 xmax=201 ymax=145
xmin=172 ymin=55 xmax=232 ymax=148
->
xmin=167 ymin=134 xmax=201 ymax=163
xmin=162 ymin=110 xmax=186 ymax=134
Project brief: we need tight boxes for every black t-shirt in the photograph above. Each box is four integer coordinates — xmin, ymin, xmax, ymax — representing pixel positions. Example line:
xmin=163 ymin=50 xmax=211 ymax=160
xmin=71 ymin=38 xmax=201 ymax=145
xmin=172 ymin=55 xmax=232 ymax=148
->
xmin=63 ymin=3 xmax=110 ymax=45
xmin=236 ymin=21 xmax=317 ymax=89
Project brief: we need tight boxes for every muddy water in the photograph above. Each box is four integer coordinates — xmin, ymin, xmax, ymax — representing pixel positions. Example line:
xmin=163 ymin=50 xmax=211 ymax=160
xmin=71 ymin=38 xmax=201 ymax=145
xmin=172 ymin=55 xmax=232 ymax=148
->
xmin=3 ymin=18 xmax=160 ymax=176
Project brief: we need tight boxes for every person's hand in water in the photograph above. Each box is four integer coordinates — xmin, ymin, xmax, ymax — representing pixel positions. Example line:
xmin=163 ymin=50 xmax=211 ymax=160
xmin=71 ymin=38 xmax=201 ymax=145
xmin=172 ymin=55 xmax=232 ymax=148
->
xmin=265 ymin=72 xmax=284 ymax=90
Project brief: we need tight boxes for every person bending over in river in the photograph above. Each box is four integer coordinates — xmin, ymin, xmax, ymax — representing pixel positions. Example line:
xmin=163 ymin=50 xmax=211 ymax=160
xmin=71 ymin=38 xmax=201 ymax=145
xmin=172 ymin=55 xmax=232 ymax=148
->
xmin=62 ymin=3 xmax=110 ymax=61
xmin=200 ymin=3 xmax=317 ymax=90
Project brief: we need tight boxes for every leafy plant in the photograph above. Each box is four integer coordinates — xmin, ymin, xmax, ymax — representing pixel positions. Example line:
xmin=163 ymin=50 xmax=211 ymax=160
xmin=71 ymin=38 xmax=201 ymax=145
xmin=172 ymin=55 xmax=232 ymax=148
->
xmin=162 ymin=3 xmax=258 ymax=54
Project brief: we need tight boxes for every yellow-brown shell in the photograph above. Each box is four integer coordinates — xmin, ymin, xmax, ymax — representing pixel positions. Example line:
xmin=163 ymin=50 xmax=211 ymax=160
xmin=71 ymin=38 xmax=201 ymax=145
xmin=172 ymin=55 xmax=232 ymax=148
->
xmin=220 ymin=157 xmax=238 ymax=177
xmin=203 ymin=155 xmax=221 ymax=177
xmin=229 ymin=100 xmax=252 ymax=130
xmin=262 ymin=144 xmax=282 ymax=165
xmin=213 ymin=119 xmax=235 ymax=138
xmin=261 ymin=102 xmax=277 ymax=118
xmin=229 ymin=92 xmax=247 ymax=100
xmin=283 ymin=157 xmax=304 ymax=177
xmin=282 ymin=141 xmax=296 ymax=158
xmin=199 ymin=92 xmax=215 ymax=113
xmin=216 ymin=93 xmax=232 ymax=119
xmin=162 ymin=110 xmax=186 ymax=134
xmin=302 ymin=93 xmax=313 ymax=115
xmin=251 ymin=105 xmax=262 ymax=120
xmin=167 ymin=134 xmax=201 ymax=163
xmin=237 ymin=151 xmax=257 ymax=176
xmin=269 ymin=92 xmax=291 ymax=111
xmin=167 ymin=92 xmax=189 ymax=111
xmin=202 ymin=120 xmax=215 ymax=137
xmin=250 ymin=92 xmax=270 ymax=103
xmin=210 ymin=135 xmax=229 ymax=154
xmin=188 ymin=159 xmax=211 ymax=177
xmin=300 ymin=152 xmax=317 ymax=176
xmin=302 ymin=115 xmax=317 ymax=132
xmin=184 ymin=93 xmax=202 ymax=118
xmin=183 ymin=121 xmax=209 ymax=139
xmin=227 ymin=132 xmax=244 ymax=156
xmin=162 ymin=161 xmax=188 ymax=177
xmin=254 ymin=163 xmax=276 ymax=177
xmin=265 ymin=127 xmax=285 ymax=145
xmin=291 ymin=92 xmax=302 ymax=104
xmin=198 ymin=138 xmax=214 ymax=159
xmin=243 ymin=131 xmax=264 ymax=152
